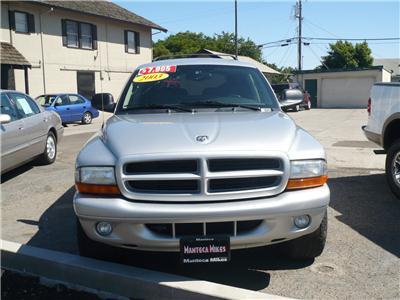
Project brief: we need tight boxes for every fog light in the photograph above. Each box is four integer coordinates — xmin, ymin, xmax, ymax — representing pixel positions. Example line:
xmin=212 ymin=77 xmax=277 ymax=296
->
xmin=96 ymin=222 xmax=113 ymax=236
xmin=294 ymin=215 xmax=311 ymax=229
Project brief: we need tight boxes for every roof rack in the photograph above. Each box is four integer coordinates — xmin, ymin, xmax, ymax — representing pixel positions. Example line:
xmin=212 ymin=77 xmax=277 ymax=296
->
xmin=152 ymin=53 xmax=238 ymax=62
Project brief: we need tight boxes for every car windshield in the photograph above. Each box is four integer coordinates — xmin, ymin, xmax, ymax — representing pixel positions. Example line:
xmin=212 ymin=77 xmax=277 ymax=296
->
xmin=36 ymin=95 xmax=58 ymax=106
xmin=117 ymin=65 xmax=278 ymax=113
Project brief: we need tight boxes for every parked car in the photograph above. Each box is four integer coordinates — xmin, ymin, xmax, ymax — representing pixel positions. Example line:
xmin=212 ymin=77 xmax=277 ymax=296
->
xmin=74 ymin=58 xmax=330 ymax=263
xmin=36 ymin=93 xmax=99 ymax=125
xmin=0 ymin=90 xmax=63 ymax=174
xmin=362 ymin=82 xmax=400 ymax=198
xmin=272 ymin=83 xmax=311 ymax=111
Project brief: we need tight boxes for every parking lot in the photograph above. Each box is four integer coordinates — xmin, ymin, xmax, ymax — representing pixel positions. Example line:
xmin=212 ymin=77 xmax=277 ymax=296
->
xmin=1 ymin=109 xmax=399 ymax=299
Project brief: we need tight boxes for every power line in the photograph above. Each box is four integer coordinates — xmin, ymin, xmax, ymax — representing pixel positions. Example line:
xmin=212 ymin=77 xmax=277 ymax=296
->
xmin=303 ymin=18 xmax=342 ymax=39
xmin=258 ymin=36 xmax=400 ymax=48
xmin=306 ymin=44 xmax=329 ymax=70
xmin=303 ymin=37 xmax=400 ymax=41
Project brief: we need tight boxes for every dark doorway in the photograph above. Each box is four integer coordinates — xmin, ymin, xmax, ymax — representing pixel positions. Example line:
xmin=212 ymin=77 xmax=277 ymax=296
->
xmin=304 ymin=79 xmax=317 ymax=108
xmin=1 ymin=65 xmax=15 ymax=90
xmin=77 ymin=71 xmax=95 ymax=100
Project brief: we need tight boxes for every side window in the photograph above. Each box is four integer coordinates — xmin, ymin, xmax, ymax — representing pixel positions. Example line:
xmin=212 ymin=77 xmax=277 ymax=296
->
xmin=10 ymin=11 xmax=35 ymax=34
xmin=69 ymin=95 xmax=85 ymax=104
xmin=55 ymin=95 xmax=71 ymax=106
xmin=1 ymin=94 xmax=19 ymax=122
xmin=124 ymin=30 xmax=140 ymax=54
xmin=25 ymin=96 xmax=41 ymax=114
xmin=9 ymin=93 xmax=39 ymax=118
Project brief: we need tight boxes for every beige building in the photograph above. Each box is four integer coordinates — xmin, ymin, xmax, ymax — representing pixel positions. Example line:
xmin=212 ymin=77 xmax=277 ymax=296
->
xmin=297 ymin=67 xmax=391 ymax=108
xmin=374 ymin=58 xmax=400 ymax=82
xmin=0 ymin=0 xmax=166 ymax=99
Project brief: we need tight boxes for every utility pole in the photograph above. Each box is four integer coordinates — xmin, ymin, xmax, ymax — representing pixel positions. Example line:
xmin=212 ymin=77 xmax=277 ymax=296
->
xmin=296 ymin=0 xmax=303 ymax=72
xmin=235 ymin=0 xmax=238 ymax=59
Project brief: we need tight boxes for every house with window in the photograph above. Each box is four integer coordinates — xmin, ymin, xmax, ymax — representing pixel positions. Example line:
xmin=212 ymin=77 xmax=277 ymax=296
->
xmin=0 ymin=0 xmax=166 ymax=99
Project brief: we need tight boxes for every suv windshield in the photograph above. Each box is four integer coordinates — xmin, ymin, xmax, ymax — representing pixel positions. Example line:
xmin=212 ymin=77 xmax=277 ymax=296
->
xmin=117 ymin=65 xmax=278 ymax=113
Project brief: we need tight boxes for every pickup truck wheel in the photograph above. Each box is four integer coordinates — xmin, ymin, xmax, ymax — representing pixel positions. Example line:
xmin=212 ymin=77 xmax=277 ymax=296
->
xmin=38 ymin=132 xmax=57 ymax=165
xmin=386 ymin=140 xmax=400 ymax=199
xmin=76 ymin=219 xmax=118 ymax=261
xmin=280 ymin=211 xmax=327 ymax=260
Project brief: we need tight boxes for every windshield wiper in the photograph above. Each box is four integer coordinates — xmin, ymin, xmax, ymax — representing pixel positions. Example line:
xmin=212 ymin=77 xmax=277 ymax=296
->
xmin=185 ymin=100 xmax=263 ymax=111
xmin=123 ymin=104 xmax=192 ymax=112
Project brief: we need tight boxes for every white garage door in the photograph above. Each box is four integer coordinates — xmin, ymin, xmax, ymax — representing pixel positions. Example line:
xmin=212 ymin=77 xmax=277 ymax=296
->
xmin=321 ymin=77 xmax=375 ymax=108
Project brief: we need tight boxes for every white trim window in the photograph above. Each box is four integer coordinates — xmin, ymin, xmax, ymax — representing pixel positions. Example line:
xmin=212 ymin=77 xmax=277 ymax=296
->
xmin=124 ymin=30 xmax=140 ymax=54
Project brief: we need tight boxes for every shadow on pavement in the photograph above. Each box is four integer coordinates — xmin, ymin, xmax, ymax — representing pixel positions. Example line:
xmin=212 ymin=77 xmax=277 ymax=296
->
xmin=329 ymin=173 xmax=400 ymax=258
xmin=1 ymin=163 xmax=34 ymax=183
xmin=25 ymin=186 xmax=78 ymax=254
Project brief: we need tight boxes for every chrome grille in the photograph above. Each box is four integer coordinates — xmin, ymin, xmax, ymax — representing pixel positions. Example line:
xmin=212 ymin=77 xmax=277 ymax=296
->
xmin=146 ymin=220 xmax=263 ymax=238
xmin=208 ymin=158 xmax=281 ymax=172
xmin=208 ymin=176 xmax=281 ymax=193
xmin=117 ymin=152 xmax=289 ymax=202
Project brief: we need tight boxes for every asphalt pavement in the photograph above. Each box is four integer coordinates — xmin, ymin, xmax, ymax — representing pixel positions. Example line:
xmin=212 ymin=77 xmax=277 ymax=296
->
xmin=1 ymin=109 xmax=399 ymax=299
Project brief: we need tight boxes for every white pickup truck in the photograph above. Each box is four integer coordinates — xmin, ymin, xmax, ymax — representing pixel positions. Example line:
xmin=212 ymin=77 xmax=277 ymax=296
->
xmin=363 ymin=82 xmax=400 ymax=198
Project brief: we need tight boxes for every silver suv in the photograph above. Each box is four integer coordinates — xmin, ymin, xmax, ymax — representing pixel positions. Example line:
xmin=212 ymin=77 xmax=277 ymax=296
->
xmin=74 ymin=58 xmax=330 ymax=263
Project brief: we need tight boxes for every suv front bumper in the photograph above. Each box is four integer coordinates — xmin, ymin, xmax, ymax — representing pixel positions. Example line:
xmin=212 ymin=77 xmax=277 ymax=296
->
xmin=74 ymin=185 xmax=330 ymax=251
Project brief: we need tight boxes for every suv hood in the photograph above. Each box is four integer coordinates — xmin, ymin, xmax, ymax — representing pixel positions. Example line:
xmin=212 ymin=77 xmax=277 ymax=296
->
xmin=102 ymin=111 xmax=298 ymax=157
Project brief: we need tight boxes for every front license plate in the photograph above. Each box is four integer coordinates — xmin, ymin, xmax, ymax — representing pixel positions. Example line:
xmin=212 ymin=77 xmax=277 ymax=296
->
xmin=180 ymin=235 xmax=230 ymax=264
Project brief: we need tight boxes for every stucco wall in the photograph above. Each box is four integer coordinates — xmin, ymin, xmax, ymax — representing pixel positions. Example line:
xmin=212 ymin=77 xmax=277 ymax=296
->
xmin=1 ymin=2 xmax=153 ymax=99
xmin=301 ymin=69 xmax=390 ymax=108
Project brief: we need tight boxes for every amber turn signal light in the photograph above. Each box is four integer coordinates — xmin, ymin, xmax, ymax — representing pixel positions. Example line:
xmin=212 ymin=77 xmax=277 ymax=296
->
xmin=75 ymin=182 xmax=120 ymax=195
xmin=286 ymin=175 xmax=328 ymax=190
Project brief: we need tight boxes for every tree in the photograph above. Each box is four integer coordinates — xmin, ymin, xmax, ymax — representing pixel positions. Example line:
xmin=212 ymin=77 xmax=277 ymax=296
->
xmin=354 ymin=41 xmax=373 ymax=67
xmin=153 ymin=31 xmax=262 ymax=61
xmin=319 ymin=40 xmax=373 ymax=70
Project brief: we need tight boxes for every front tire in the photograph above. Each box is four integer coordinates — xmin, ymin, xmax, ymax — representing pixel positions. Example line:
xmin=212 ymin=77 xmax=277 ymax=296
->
xmin=76 ymin=218 xmax=117 ymax=260
xmin=81 ymin=112 xmax=92 ymax=125
xmin=385 ymin=140 xmax=400 ymax=199
xmin=38 ymin=132 xmax=57 ymax=165
xmin=280 ymin=211 xmax=327 ymax=260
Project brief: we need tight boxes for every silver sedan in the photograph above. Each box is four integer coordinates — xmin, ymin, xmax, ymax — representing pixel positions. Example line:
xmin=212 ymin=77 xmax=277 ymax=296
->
xmin=1 ymin=90 xmax=64 ymax=174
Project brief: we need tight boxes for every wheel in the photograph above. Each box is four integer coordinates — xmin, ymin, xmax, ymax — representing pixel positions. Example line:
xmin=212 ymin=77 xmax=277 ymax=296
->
xmin=38 ymin=132 xmax=57 ymax=165
xmin=76 ymin=218 xmax=118 ymax=260
xmin=385 ymin=140 xmax=400 ymax=199
xmin=279 ymin=211 xmax=327 ymax=260
xmin=81 ymin=112 xmax=92 ymax=125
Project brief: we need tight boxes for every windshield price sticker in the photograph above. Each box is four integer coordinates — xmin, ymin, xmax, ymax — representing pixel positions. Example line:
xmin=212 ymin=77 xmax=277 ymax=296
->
xmin=133 ymin=72 xmax=169 ymax=83
xmin=139 ymin=65 xmax=177 ymax=75
xmin=180 ymin=236 xmax=230 ymax=264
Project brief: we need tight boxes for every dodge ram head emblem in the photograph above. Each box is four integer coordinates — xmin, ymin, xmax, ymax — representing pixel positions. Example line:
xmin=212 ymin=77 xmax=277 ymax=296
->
xmin=196 ymin=135 xmax=209 ymax=143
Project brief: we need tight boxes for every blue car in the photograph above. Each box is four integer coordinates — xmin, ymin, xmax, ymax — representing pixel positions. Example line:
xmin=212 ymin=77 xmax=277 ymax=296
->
xmin=36 ymin=93 xmax=99 ymax=125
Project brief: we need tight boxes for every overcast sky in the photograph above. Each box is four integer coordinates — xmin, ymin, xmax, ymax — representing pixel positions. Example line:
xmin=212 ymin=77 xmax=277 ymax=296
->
xmin=114 ymin=1 xmax=400 ymax=69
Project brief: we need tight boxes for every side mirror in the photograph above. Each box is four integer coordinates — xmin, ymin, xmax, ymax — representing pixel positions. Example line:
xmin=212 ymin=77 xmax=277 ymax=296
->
xmin=0 ymin=114 xmax=11 ymax=124
xmin=92 ymin=93 xmax=115 ymax=113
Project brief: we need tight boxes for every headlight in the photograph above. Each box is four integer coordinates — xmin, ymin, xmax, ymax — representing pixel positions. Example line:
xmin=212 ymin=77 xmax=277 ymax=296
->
xmin=75 ymin=167 xmax=120 ymax=195
xmin=287 ymin=160 xmax=328 ymax=190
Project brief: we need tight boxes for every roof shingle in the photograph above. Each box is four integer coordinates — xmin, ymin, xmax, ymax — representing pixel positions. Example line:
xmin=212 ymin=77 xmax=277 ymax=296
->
xmin=30 ymin=0 xmax=167 ymax=32
xmin=0 ymin=42 xmax=31 ymax=66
